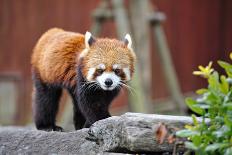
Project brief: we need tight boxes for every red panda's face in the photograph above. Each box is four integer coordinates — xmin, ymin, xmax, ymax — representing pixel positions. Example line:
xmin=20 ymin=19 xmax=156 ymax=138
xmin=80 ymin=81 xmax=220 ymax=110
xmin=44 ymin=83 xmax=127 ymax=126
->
xmin=79 ymin=32 xmax=136 ymax=91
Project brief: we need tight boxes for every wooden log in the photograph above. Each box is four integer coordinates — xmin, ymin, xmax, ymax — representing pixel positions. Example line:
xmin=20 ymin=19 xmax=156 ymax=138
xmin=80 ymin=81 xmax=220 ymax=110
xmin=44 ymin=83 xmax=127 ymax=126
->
xmin=0 ymin=113 xmax=202 ymax=154
xmin=0 ymin=127 xmax=100 ymax=154
xmin=89 ymin=113 xmax=197 ymax=153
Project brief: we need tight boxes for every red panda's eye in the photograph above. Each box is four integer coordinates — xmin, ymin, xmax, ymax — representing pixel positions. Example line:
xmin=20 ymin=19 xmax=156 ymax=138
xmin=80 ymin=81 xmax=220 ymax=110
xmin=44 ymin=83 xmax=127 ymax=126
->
xmin=114 ymin=69 xmax=121 ymax=75
xmin=96 ymin=69 xmax=104 ymax=75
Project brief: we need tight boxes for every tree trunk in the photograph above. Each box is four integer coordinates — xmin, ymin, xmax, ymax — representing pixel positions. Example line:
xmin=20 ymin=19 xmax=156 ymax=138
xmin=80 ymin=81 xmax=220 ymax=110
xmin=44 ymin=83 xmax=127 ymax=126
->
xmin=0 ymin=113 xmax=201 ymax=154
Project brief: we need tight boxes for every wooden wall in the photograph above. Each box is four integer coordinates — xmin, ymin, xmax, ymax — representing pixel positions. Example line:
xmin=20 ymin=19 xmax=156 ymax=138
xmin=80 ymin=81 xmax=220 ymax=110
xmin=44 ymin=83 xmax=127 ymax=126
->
xmin=151 ymin=0 xmax=232 ymax=98
xmin=0 ymin=0 xmax=231 ymax=124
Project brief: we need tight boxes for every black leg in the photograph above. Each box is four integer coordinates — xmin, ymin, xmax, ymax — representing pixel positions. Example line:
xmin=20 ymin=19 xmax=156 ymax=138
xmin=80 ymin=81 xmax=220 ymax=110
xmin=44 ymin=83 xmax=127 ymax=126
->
xmin=32 ymin=72 xmax=63 ymax=131
xmin=68 ymin=89 xmax=86 ymax=130
xmin=82 ymin=110 xmax=111 ymax=128
xmin=73 ymin=103 xmax=86 ymax=129
xmin=78 ymin=101 xmax=111 ymax=128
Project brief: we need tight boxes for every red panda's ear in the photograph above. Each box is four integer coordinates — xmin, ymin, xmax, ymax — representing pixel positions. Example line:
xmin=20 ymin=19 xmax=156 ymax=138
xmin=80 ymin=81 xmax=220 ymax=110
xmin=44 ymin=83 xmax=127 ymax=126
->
xmin=124 ymin=34 xmax=132 ymax=50
xmin=85 ymin=31 xmax=96 ymax=49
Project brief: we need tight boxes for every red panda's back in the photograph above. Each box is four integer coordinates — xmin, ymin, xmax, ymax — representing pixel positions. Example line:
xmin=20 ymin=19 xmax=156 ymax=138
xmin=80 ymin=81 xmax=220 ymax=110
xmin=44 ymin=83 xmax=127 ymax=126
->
xmin=31 ymin=28 xmax=85 ymax=86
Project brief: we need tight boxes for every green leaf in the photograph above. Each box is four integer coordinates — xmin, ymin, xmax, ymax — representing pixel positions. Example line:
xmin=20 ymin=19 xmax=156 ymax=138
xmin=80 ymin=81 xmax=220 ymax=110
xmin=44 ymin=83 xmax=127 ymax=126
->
xmin=225 ymin=147 xmax=232 ymax=155
xmin=183 ymin=150 xmax=192 ymax=155
xmin=205 ymin=143 xmax=228 ymax=152
xmin=204 ymin=91 xmax=220 ymax=105
xmin=213 ymin=126 xmax=229 ymax=138
xmin=218 ymin=61 xmax=232 ymax=70
xmin=196 ymin=103 xmax=210 ymax=109
xmin=196 ymin=88 xmax=208 ymax=95
xmin=220 ymin=75 xmax=229 ymax=94
xmin=184 ymin=142 xmax=198 ymax=151
xmin=223 ymin=102 xmax=232 ymax=110
xmin=224 ymin=116 xmax=232 ymax=128
xmin=218 ymin=61 xmax=232 ymax=77
xmin=186 ymin=98 xmax=204 ymax=115
xmin=176 ymin=129 xmax=198 ymax=138
xmin=208 ymin=72 xmax=220 ymax=91
xmin=192 ymin=114 xmax=199 ymax=126
xmin=214 ymin=116 xmax=224 ymax=123
xmin=191 ymin=134 xmax=202 ymax=147
xmin=224 ymin=91 xmax=232 ymax=104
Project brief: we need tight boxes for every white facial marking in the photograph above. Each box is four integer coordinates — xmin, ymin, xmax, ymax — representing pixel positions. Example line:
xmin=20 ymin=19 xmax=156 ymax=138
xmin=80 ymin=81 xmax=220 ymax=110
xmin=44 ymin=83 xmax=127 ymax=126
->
xmin=86 ymin=68 xmax=96 ymax=81
xmin=96 ymin=72 xmax=120 ymax=90
xmin=123 ymin=67 xmax=131 ymax=81
xmin=113 ymin=64 xmax=121 ymax=70
xmin=98 ymin=63 xmax=106 ymax=70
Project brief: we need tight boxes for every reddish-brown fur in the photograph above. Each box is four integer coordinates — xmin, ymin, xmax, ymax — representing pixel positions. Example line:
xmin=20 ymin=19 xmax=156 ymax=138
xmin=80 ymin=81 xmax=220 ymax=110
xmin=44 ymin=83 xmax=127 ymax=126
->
xmin=31 ymin=28 xmax=85 ymax=87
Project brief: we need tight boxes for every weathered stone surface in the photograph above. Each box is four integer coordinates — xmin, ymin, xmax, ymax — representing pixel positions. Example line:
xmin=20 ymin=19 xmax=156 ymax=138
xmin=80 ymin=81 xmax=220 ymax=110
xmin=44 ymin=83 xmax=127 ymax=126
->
xmin=89 ymin=113 xmax=194 ymax=153
xmin=0 ymin=113 xmax=198 ymax=154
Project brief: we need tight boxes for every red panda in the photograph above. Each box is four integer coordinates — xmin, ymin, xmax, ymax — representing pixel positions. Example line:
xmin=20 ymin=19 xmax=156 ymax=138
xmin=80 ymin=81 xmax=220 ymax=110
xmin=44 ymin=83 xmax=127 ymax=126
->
xmin=31 ymin=28 xmax=136 ymax=131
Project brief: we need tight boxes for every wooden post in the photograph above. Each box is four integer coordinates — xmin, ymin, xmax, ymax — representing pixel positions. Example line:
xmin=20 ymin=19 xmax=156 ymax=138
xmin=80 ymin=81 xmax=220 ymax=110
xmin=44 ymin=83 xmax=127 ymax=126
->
xmin=90 ymin=0 xmax=113 ymax=36
xmin=149 ymin=12 xmax=186 ymax=113
xmin=111 ymin=0 xmax=147 ymax=113
xmin=129 ymin=0 xmax=152 ymax=112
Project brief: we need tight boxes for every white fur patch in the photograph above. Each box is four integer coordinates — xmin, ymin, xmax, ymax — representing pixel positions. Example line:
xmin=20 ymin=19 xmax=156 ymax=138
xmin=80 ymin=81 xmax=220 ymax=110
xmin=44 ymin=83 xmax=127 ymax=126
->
xmin=79 ymin=31 xmax=95 ymax=59
xmin=113 ymin=64 xmax=121 ymax=70
xmin=98 ymin=63 xmax=106 ymax=70
xmin=123 ymin=67 xmax=131 ymax=81
xmin=125 ymin=34 xmax=132 ymax=50
xmin=86 ymin=68 xmax=96 ymax=81
xmin=96 ymin=72 xmax=120 ymax=90
xmin=85 ymin=31 xmax=92 ymax=49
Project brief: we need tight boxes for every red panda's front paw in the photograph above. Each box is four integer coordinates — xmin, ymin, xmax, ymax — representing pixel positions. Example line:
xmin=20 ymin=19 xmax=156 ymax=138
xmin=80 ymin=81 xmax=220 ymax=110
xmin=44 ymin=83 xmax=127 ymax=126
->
xmin=53 ymin=125 xmax=64 ymax=132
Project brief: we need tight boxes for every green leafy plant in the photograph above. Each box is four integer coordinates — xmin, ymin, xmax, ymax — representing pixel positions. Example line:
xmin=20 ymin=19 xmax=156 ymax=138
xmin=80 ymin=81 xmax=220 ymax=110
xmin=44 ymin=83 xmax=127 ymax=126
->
xmin=176 ymin=53 xmax=232 ymax=155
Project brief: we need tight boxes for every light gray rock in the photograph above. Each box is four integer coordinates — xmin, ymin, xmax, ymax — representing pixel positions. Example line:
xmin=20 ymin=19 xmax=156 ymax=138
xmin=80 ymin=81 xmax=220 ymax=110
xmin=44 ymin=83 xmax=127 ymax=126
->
xmin=0 ymin=113 xmax=198 ymax=154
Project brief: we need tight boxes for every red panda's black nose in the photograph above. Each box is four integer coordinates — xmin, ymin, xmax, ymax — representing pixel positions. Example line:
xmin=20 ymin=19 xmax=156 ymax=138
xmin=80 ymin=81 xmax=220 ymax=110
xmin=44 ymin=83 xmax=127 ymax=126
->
xmin=105 ymin=78 xmax=113 ymax=87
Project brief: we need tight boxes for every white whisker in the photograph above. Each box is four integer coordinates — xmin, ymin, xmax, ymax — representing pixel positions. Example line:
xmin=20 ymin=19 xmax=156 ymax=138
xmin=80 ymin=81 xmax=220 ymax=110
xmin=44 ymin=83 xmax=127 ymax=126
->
xmin=119 ymin=81 xmax=136 ymax=96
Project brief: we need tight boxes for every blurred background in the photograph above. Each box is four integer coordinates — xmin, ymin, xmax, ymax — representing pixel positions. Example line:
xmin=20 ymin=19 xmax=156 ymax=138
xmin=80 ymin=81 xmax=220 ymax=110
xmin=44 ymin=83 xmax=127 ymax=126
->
xmin=0 ymin=0 xmax=232 ymax=128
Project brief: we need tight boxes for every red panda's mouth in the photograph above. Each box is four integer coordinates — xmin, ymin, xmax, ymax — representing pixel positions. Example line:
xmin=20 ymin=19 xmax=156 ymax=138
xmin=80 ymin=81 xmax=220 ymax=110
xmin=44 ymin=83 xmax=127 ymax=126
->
xmin=96 ymin=72 xmax=120 ymax=91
